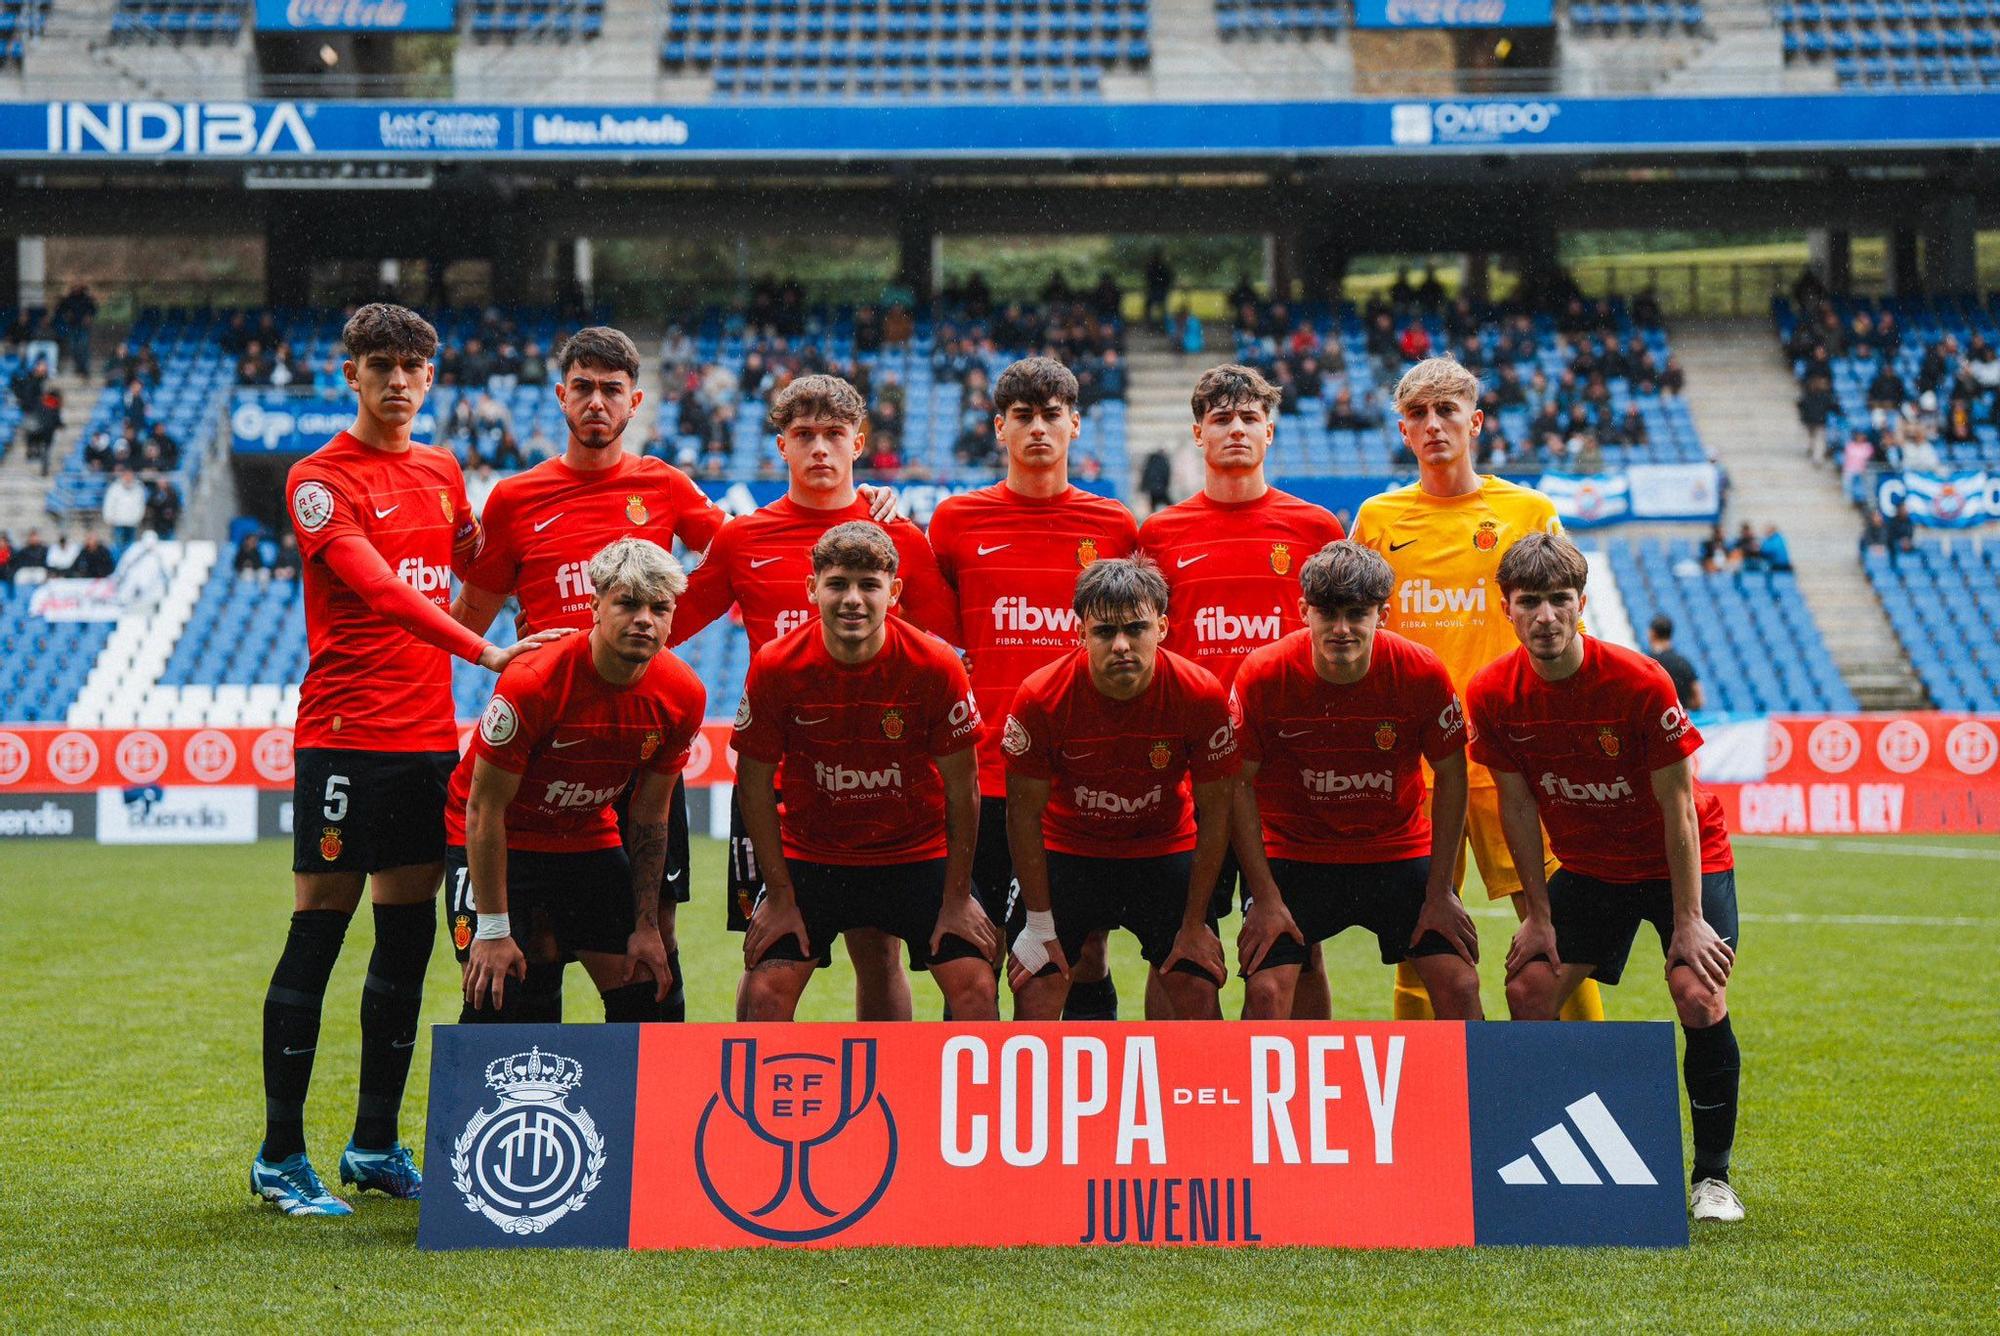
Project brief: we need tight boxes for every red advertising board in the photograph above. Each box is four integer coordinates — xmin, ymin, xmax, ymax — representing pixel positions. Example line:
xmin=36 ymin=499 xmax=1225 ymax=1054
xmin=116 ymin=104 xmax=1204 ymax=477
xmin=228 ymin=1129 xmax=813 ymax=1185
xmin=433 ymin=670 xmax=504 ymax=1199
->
xmin=0 ymin=722 xmax=743 ymax=792
xmin=1709 ymin=714 xmax=2000 ymax=835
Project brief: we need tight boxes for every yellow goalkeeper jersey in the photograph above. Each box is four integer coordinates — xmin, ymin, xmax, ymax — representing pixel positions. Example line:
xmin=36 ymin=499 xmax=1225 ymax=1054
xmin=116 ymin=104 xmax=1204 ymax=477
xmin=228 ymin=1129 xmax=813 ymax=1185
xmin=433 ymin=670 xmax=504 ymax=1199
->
xmin=1350 ymin=476 xmax=1566 ymax=787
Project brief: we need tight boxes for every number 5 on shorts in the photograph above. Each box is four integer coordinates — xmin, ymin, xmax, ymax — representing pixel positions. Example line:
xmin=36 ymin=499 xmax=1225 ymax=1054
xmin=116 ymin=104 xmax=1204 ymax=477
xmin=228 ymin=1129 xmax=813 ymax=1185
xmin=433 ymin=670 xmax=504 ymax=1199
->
xmin=323 ymin=774 xmax=350 ymax=823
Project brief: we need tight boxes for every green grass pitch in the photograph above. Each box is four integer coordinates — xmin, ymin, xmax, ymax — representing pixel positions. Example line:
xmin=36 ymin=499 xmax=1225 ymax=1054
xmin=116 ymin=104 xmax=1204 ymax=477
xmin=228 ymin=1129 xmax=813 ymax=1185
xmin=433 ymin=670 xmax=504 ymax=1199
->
xmin=2 ymin=834 xmax=1996 ymax=1330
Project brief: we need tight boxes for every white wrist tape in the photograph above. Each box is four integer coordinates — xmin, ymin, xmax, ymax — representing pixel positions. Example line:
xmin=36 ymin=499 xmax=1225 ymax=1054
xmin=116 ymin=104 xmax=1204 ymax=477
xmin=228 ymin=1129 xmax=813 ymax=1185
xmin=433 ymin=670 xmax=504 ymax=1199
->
xmin=474 ymin=913 xmax=512 ymax=941
xmin=1011 ymin=910 xmax=1058 ymax=974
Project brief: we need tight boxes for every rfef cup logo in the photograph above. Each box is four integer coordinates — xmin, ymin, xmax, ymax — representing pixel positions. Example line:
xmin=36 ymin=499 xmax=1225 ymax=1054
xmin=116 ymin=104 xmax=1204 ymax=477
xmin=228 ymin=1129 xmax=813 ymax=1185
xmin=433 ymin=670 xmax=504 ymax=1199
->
xmin=693 ymin=1038 xmax=898 ymax=1242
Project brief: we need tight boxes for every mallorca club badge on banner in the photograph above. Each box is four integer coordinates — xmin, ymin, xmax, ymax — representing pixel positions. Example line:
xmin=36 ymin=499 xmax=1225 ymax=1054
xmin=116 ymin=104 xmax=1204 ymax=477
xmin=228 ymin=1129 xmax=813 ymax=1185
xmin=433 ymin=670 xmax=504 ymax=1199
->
xmin=420 ymin=1022 xmax=1687 ymax=1250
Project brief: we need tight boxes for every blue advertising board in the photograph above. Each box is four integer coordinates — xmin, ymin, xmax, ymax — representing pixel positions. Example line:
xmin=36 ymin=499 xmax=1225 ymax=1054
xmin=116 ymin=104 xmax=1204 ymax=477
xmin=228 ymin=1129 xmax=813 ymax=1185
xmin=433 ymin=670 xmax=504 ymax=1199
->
xmin=696 ymin=476 xmax=1120 ymax=524
xmin=6 ymin=93 xmax=2000 ymax=162
xmin=230 ymin=389 xmax=440 ymax=454
xmin=1874 ymin=470 xmax=1999 ymax=528
xmin=1275 ymin=464 xmax=1721 ymax=528
xmin=1354 ymin=0 xmax=1555 ymax=28
xmin=255 ymin=0 xmax=456 ymax=32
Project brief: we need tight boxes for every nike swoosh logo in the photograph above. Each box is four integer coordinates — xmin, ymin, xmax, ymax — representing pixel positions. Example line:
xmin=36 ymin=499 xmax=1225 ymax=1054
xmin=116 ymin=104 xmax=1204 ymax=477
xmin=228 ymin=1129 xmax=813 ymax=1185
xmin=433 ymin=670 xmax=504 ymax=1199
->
xmin=373 ymin=505 xmax=399 ymax=519
xmin=977 ymin=543 xmax=1010 ymax=556
xmin=794 ymin=716 xmax=829 ymax=726
xmin=1176 ymin=554 xmax=1208 ymax=568
xmin=533 ymin=514 xmax=563 ymax=532
xmin=1689 ymin=1100 xmax=1726 ymax=1110
xmin=1389 ymin=539 xmax=1418 ymax=552
xmin=281 ymin=1046 xmax=315 ymax=1056
xmin=749 ymin=556 xmax=784 ymax=569
xmin=549 ymin=738 xmax=584 ymax=749
xmin=1508 ymin=734 xmax=1537 ymax=742
xmin=1277 ymin=728 xmax=1313 ymax=739
xmin=392 ymin=1038 xmax=417 ymax=1050
xmin=1061 ymin=749 xmax=1095 ymax=760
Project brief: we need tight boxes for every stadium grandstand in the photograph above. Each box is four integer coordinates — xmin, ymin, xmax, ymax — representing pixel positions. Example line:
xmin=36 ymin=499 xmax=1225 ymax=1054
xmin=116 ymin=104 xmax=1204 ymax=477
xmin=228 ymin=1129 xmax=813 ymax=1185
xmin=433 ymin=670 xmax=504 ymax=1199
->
xmin=1 ymin=0 xmax=1995 ymax=791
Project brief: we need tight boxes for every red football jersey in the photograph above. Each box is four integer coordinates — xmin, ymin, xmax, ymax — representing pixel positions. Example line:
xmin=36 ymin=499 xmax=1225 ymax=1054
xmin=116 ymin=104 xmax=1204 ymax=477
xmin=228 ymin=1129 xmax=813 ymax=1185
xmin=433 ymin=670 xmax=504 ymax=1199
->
xmin=462 ymin=453 xmax=726 ymax=635
xmin=287 ymin=431 xmax=479 ymax=752
xmin=444 ymin=630 xmax=705 ymax=854
xmin=1231 ymin=628 xmax=1465 ymax=864
xmin=1137 ymin=487 xmax=1345 ymax=690
xmin=1002 ymin=647 xmax=1238 ymax=858
xmin=927 ymin=483 xmax=1140 ymax=798
xmin=670 ymin=496 xmax=961 ymax=651
xmin=732 ymin=616 xmax=980 ymax=866
xmin=1466 ymin=636 xmax=1733 ymax=882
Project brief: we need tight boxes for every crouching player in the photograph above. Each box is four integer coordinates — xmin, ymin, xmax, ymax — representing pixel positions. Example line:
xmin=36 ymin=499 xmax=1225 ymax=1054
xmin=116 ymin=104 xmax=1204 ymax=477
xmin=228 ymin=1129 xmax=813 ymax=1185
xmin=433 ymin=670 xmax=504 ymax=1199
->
xmin=1003 ymin=557 xmax=1238 ymax=1020
xmin=1468 ymin=532 xmax=1745 ymax=1223
xmin=733 ymin=522 xmax=999 ymax=1021
xmin=452 ymin=538 xmax=706 ymax=1021
xmin=1229 ymin=541 xmax=1483 ymax=1020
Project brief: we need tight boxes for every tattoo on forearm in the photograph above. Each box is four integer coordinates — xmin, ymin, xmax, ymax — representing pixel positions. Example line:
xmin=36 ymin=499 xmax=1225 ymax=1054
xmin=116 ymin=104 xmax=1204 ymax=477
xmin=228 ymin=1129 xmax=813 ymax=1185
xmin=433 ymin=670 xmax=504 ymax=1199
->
xmin=630 ymin=820 xmax=669 ymax=928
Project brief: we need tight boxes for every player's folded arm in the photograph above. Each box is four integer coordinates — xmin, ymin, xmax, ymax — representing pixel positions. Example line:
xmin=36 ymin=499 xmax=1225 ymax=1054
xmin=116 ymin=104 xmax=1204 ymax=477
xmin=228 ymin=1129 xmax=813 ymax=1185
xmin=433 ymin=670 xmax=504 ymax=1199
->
xmin=320 ymin=535 xmax=490 ymax=663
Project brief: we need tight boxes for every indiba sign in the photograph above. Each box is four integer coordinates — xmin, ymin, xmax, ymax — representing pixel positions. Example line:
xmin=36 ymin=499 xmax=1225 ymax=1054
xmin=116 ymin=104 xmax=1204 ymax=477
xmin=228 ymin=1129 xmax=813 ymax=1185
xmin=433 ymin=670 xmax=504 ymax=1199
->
xmin=420 ymin=1022 xmax=1688 ymax=1251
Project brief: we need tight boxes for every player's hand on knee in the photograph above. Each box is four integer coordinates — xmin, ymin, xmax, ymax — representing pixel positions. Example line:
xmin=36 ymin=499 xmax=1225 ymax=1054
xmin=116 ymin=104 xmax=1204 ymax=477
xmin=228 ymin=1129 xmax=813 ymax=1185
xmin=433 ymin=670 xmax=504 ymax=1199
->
xmin=1164 ymin=923 xmax=1225 ymax=988
xmin=1008 ymin=910 xmax=1066 ymax=990
xmin=933 ymin=895 xmax=999 ymax=966
xmin=744 ymin=899 xmax=809 ymax=968
xmin=1504 ymin=916 xmax=1560 ymax=979
xmin=1238 ymin=898 xmax=1303 ymax=975
xmin=1414 ymin=893 xmax=1481 ymax=965
xmin=625 ymin=926 xmax=673 ymax=1002
xmin=1667 ymin=918 xmax=1734 ymax=991
xmin=467 ymin=937 xmax=527 ymax=1010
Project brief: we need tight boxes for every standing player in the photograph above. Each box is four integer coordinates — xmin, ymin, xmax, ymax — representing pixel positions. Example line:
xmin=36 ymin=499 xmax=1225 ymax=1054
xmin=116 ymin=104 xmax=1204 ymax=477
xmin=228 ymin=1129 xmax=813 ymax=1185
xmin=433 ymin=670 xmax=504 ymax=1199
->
xmin=452 ymin=539 xmax=705 ymax=1022
xmin=1351 ymin=356 xmax=1605 ymax=1024
xmin=254 ymin=304 xmax=564 ymax=1217
xmin=1468 ymin=533 xmax=1744 ymax=1223
xmin=1004 ymin=558 xmax=1238 ymax=1021
xmin=1138 ymin=364 xmax=1344 ymax=1018
xmin=450 ymin=326 xmax=726 ymax=1024
xmin=671 ymin=374 xmax=960 ymax=1021
xmin=926 ymin=355 xmax=1139 ymax=1019
xmin=734 ymin=523 xmax=997 ymax=1021
xmin=1229 ymin=542 xmax=1482 ymax=1020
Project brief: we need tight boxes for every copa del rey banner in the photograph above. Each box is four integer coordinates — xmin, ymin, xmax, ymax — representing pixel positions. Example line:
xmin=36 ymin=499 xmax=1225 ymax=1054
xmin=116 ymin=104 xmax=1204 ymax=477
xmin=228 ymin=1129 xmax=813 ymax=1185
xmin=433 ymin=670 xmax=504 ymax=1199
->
xmin=419 ymin=1022 xmax=1688 ymax=1251
xmin=1705 ymin=714 xmax=2000 ymax=835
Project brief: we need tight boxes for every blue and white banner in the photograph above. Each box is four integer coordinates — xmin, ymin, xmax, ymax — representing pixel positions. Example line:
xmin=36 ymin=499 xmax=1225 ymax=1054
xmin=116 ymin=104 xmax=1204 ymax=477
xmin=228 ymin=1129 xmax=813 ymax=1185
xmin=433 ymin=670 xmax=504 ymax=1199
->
xmin=8 ymin=94 xmax=2000 ymax=162
xmin=1355 ymin=0 xmax=1553 ymax=28
xmin=1874 ymin=470 xmax=1999 ymax=528
xmin=255 ymin=0 xmax=456 ymax=32
xmin=1274 ymin=465 xmax=1719 ymax=530
xmin=1538 ymin=473 xmax=1633 ymax=529
xmin=230 ymin=389 xmax=439 ymax=454
xmin=697 ymin=476 xmax=1120 ymax=524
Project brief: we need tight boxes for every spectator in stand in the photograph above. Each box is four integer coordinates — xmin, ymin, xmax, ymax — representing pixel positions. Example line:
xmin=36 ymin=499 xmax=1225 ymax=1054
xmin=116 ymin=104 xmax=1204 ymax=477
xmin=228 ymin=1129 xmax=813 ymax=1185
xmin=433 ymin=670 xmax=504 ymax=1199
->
xmin=1398 ymin=322 xmax=1432 ymax=363
xmin=54 ymin=285 xmax=97 ymax=378
xmin=143 ymin=478 xmax=182 ymax=538
xmin=232 ymin=531 xmax=268 ymax=577
xmin=466 ymin=459 xmax=501 ymax=515
xmin=1141 ymin=446 xmax=1172 ymax=515
xmin=1943 ymin=399 xmax=1977 ymax=448
xmin=235 ymin=341 xmax=272 ymax=387
xmin=313 ymin=356 xmax=345 ymax=394
xmin=1883 ymin=497 xmax=1916 ymax=563
xmin=67 ymin=531 xmax=115 ymax=580
xmin=271 ymin=532 xmax=302 ymax=582
xmin=1612 ymin=404 xmax=1649 ymax=446
xmin=1867 ymin=360 xmax=1909 ymax=421
xmin=101 ymin=467 xmax=147 ymax=551
xmin=0 ymin=531 xmax=11 ymax=579
xmin=146 ymin=423 xmax=181 ymax=471
xmin=1732 ymin=522 xmax=1765 ymax=570
xmin=518 ymin=342 xmax=548 ymax=389
xmin=83 ymin=429 xmax=118 ymax=473
xmin=24 ymin=387 xmax=62 ymax=475
xmin=1901 ymin=426 xmax=1941 ymax=474
xmin=11 ymin=528 xmax=48 ymax=579
xmin=1858 ymin=505 xmax=1889 ymax=560
xmin=1143 ymin=250 xmax=1174 ymax=329
xmin=458 ymin=336 xmax=494 ymax=389
xmin=1698 ymin=523 xmax=1734 ymax=573
xmin=1797 ymin=372 xmax=1834 ymax=464
xmin=1759 ymin=523 xmax=1793 ymax=573
xmin=9 ymin=355 xmax=47 ymax=446
xmin=1646 ymin=615 xmax=1705 ymax=709
xmin=1841 ymin=428 xmax=1880 ymax=501
xmin=1325 ymin=386 xmax=1374 ymax=432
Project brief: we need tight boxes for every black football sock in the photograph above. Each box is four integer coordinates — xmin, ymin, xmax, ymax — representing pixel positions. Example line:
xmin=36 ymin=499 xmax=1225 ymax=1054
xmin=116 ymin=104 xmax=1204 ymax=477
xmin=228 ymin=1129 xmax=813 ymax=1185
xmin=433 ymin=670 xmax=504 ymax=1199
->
xmin=600 ymin=982 xmax=659 ymax=1023
xmin=659 ymin=948 xmax=686 ymax=1024
xmin=353 ymin=901 xmax=435 ymax=1151
xmin=514 ymin=959 xmax=565 ymax=1024
xmin=262 ymin=909 xmax=351 ymax=1162
xmin=1683 ymin=1014 xmax=1740 ymax=1183
xmin=1062 ymin=975 xmax=1119 ymax=1022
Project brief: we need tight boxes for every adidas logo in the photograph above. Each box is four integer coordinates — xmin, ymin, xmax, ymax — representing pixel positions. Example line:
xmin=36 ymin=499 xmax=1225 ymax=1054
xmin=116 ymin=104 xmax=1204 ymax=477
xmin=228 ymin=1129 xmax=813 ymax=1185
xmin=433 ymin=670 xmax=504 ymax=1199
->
xmin=1497 ymin=1092 xmax=1658 ymax=1186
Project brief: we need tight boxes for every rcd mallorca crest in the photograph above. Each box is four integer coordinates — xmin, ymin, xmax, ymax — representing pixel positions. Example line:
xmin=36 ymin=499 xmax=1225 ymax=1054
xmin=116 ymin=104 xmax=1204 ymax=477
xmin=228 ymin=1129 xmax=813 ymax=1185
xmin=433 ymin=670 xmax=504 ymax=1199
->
xmin=693 ymin=1037 xmax=897 ymax=1242
xmin=455 ymin=1047 xmax=607 ymax=1235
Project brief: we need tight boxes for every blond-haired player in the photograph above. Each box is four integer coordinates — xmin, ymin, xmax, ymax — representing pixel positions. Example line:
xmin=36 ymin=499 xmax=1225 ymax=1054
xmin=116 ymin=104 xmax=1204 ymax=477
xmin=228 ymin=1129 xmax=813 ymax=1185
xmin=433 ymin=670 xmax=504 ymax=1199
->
xmin=1349 ymin=356 xmax=1606 ymax=1023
